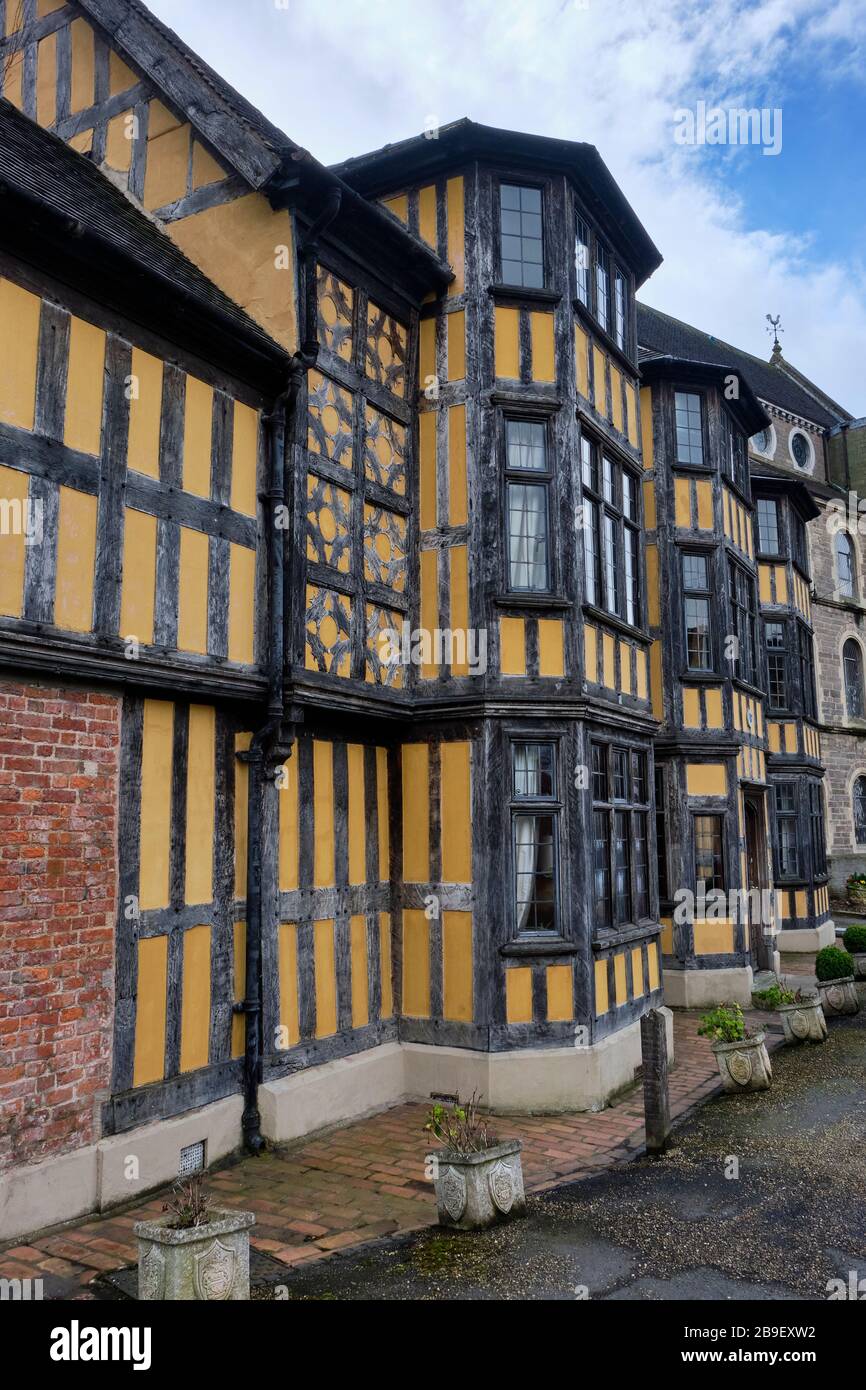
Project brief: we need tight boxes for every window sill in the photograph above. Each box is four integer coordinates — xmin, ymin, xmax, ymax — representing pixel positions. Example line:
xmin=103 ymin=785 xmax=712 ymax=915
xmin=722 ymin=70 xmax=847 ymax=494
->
xmin=572 ymin=297 xmax=639 ymax=376
xmin=582 ymin=603 xmax=647 ymax=641
xmin=592 ymin=922 xmax=661 ymax=951
xmin=489 ymin=283 xmax=562 ymax=307
xmin=495 ymin=592 xmax=572 ymax=611
xmin=500 ymin=936 xmax=578 ymax=957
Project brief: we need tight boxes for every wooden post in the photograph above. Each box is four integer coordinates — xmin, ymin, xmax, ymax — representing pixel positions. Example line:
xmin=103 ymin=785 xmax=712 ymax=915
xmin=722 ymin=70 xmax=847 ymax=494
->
xmin=641 ymin=1008 xmax=670 ymax=1154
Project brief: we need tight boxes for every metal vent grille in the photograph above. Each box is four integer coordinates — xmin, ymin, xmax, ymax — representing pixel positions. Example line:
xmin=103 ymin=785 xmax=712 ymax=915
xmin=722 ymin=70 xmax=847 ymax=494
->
xmin=178 ymin=1140 xmax=206 ymax=1176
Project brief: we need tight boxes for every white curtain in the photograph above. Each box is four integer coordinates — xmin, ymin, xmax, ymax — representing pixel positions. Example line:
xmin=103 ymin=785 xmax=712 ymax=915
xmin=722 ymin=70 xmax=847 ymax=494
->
xmin=514 ymin=744 xmax=541 ymax=931
xmin=509 ymin=484 xmax=547 ymax=591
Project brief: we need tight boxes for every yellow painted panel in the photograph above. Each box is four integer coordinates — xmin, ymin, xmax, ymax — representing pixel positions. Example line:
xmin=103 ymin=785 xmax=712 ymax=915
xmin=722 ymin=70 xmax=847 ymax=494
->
xmin=64 ymin=316 xmax=105 ymax=454
xmin=447 ymin=310 xmax=466 ymax=381
xmin=234 ymin=731 xmax=251 ymax=900
xmin=639 ymin=387 xmax=654 ymax=469
xmin=446 ymin=176 xmax=465 ymax=296
xmin=686 ymin=762 xmax=727 ymax=797
xmin=347 ymin=743 xmax=366 ymax=886
xmin=0 ymin=465 xmax=29 ymax=617
xmin=705 ymin=688 xmax=723 ymax=728
xmin=546 ymin=964 xmax=572 ymax=1022
xmin=768 ymin=722 xmax=780 ymax=753
xmin=646 ymin=543 xmax=660 ymax=626
xmin=144 ymin=121 xmax=190 ymax=210
xmin=231 ymin=921 xmax=246 ymax=1058
xmin=733 ymin=691 xmax=743 ymax=731
xmin=54 ymin=486 xmax=96 ymax=632
xmin=228 ymin=543 xmax=256 ymax=664
xmin=638 ymin=646 xmax=650 ymax=702
xmin=140 ymin=700 xmax=173 ymax=911
xmin=105 ymin=111 xmax=133 ymax=171
xmin=443 ymin=911 xmax=473 ymax=1022
xmin=530 ymin=312 xmax=555 ymax=383
xmin=602 ymin=632 xmax=615 ymax=689
xmin=631 ymin=946 xmax=644 ymax=998
xmin=185 ymin=705 xmax=215 ymax=905
xmin=382 ymin=193 xmax=408 ymax=224
xmin=674 ymin=477 xmax=691 ymax=528
xmin=683 ymin=686 xmax=701 ymax=729
xmin=647 ymin=942 xmax=660 ymax=991
xmin=377 ymin=747 xmax=390 ymax=881
xmin=775 ymin=566 xmax=788 ymax=604
xmin=625 ymin=383 xmax=638 ymax=447
xmin=177 ymin=527 xmax=209 ymax=654
xmin=36 ymin=32 xmax=57 ymax=127
xmin=758 ymin=564 xmax=772 ymax=603
xmin=277 ymin=749 xmax=299 ymax=891
xmin=694 ymin=919 xmax=734 ymax=954
xmin=784 ymin=722 xmax=797 ymax=754
xmin=539 ymin=619 xmax=565 ymax=677
xmin=402 ymin=909 xmax=430 ymax=1017
xmin=494 ymin=306 xmax=520 ymax=379
xmin=448 ymin=404 xmax=467 ymax=526
xmin=127 ymin=348 xmax=163 ymax=479
xmin=584 ymin=624 xmax=598 ymax=682
xmin=575 ymin=324 xmax=589 ymax=398
xmin=418 ymin=183 xmax=437 ymax=248
xmin=109 ymin=49 xmax=137 ymax=96
xmin=419 ymin=318 xmax=436 ymax=390
xmin=614 ymin=953 xmax=627 ymax=1006
xmin=147 ymin=101 xmax=183 ymax=140
xmin=593 ymin=346 xmax=607 ymax=415
xmin=419 ymin=410 xmax=437 ymax=530
xmin=379 ymin=912 xmax=393 ymax=1017
xmin=610 ymin=365 xmax=623 ymax=432
xmin=441 ymin=741 xmax=471 ymax=883
xmin=643 ymin=478 xmax=657 ymax=531
xmin=277 ymin=922 xmax=299 ymax=1048
xmin=619 ymin=640 xmax=632 ymax=695
xmin=192 ymin=141 xmax=224 ymax=190
xmin=231 ymin=401 xmax=258 ymax=517
xmin=505 ymin=967 xmax=533 ymax=1024
xmin=420 ymin=547 xmax=439 ymax=681
xmin=350 ymin=915 xmax=369 ymax=1028
xmin=402 ymin=743 xmax=429 ymax=882
xmin=313 ymin=919 xmax=337 ymax=1038
xmin=594 ymin=958 xmax=609 ymax=1016
xmin=37 ymin=0 xmax=66 ymax=15
xmin=69 ymin=17 xmax=94 ymax=114
xmin=168 ymin=196 xmax=297 ymax=350
xmin=179 ymin=924 xmax=211 ymax=1073
xmin=182 ymin=376 xmax=212 ymax=497
xmin=500 ymin=616 xmax=526 ymax=676
xmin=696 ymin=479 xmax=713 ymax=530
xmin=660 ymin=918 xmax=674 ymax=954
xmin=450 ymin=545 xmax=469 ymax=676
xmin=120 ymin=507 xmax=157 ymax=644
xmin=313 ymin=739 xmax=335 ymax=888
xmin=133 ymin=935 xmax=167 ymax=1087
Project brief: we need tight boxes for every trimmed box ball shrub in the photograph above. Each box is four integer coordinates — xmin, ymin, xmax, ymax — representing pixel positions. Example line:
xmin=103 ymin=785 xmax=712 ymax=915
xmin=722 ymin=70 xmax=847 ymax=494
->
xmin=815 ymin=946 xmax=854 ymax=981
xmin=842 ymin=925 xmax=866 ymax=955
xmin=815 ymin=945 xmax=860 ymax=1016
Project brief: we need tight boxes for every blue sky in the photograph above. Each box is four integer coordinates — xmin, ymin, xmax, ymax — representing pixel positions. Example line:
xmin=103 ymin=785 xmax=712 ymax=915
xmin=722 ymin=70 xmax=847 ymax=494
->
xmin=148 ymin=0 xmax=866 ymax=414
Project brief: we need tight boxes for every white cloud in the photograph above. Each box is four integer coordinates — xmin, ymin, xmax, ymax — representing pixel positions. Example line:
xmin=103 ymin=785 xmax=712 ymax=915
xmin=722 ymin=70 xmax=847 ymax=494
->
xmin=148 ymin=0 xmax=866 ymax=412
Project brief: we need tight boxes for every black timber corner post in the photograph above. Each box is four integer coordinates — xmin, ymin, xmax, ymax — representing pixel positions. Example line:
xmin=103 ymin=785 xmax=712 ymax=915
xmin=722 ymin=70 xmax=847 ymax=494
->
xmin=641 ymin=1008 xmax=671 ymax=1154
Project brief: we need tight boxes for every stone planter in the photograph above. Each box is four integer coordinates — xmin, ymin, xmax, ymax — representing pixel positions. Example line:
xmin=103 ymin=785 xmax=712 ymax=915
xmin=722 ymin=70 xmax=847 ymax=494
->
xmin=777 ymin=996 xmax=827 ymax=1044
xmin=817 ymin=975 xmax=860 ymax=1016
xmin=847 ymin=886 xmax=866 ymax=909
xmin=134 ymin=1208 xmax=254 ymax=1300
xmin=712 ymin=1032 xmax=772 ymax=1093
xmin=851 ymin=953 xmax=866 ymax=981
xmin=428 ymin=1139 xmax=525 ymax=1230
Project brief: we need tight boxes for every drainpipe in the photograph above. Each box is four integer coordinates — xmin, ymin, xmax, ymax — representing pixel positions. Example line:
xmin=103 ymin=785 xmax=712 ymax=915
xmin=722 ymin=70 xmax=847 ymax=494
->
xmin=236 ymin=187 xmax=342 ymax=1154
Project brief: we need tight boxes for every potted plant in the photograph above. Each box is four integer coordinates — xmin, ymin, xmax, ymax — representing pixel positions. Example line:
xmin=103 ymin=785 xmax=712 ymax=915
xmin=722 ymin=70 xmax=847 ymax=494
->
xmin=698 ymin=1003 xmax=772 ymax=1092
xmin=846 ymin=872 xmax=866 ymax=908
xmin=842 ymin=924 xmax=866 ymax=980
xmin=425 ymin=1092 xmax=525 ymax=1230
xmin=814 ymin=945 xmax=860 ymax=1016
xmin=134 ymin=1175 xmax=254 ymax=1300
xmin=752 ymin=982 xmax=827 ymax=1044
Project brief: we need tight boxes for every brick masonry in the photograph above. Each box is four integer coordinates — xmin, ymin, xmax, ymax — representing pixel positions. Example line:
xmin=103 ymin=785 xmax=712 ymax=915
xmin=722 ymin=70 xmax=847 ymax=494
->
xmin=0 ymin=680 xmax=120 ymax=1172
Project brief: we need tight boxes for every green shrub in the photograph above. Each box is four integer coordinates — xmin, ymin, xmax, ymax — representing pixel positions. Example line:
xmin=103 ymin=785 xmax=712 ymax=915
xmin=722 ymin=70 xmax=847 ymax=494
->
xmin=842 ymin=924 xmax=866 ymax=954
xmin=846 ymin=871 xmax=866 ymax=890
xmin=698 ymin=1003 xmax=746 ymax=1043
xmin=815 ymin=946 xmax=854 ymax=982
xmin=752 ymin=983 xmax=796 ymax=1008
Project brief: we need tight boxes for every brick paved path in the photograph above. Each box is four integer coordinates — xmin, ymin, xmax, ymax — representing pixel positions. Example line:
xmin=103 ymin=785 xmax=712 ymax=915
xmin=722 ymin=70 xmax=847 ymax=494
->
xmin=0 ymin=1006 xmax=784 ymax=1297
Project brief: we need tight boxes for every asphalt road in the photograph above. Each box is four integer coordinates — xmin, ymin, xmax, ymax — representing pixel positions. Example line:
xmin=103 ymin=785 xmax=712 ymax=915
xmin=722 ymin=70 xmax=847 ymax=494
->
xmin=270 ymin=1011 xmax=866 ymax=1301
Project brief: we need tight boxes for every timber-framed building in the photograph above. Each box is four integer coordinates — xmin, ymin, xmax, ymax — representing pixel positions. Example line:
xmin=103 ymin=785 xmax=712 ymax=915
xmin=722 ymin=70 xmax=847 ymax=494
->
xmin=0 ymin=0 xmax=858 ymax=1242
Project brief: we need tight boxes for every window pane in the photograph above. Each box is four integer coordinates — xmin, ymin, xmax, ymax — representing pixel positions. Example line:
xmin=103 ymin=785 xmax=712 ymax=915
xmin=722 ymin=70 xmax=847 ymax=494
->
xmin=500 ymin=183 xmax=544 ymax=288
xmin=837 ymin=534 xmax=854 ymax=597
xmin=593 ymin=810 xmax=611 ymax=927
xmin=694 ymin=815 xmax=724 ymax=892
xmin=602 ymin=454 xmax=616 ymax=505
xmin=614 ymin=271 xmax=627 ymax=351
xmin=685 ymin=596 xmax=711 ymax=669
xmin=633 ymin=811 xmax=649 ymax=920
xmin=508 ymin=482 xmax=549 ymax=591
xmin=581 ymin=436 xmax=598 ymax=492
xmin=513 ymin=813 xmax=557 ymax=932
xmin=591 ymin=743 xmax=607 ymax=802
xmin=613 ymin=748 xmax=629 ymax=800
xmin=674 ymin=391 xmax=704 ymax=465
xmin=623 ymin=472 xmax=637 ymax=521
xmin=512 ymin=741 xmax=555 ymax=798
xmin=603 ymin=514 xmax=619 ymax=614
xmin=682 ymin=553 xmax=708 ymax=591
xmin=584 ymin=498 xmax=600 ymax=606
xmin=632 ymin=751 xmax=648 ymax=804
xmin=595 ymin=243 xmax=609 ymax=331
xmin=575 ymin=216 xmax=590 ymax=305
xmin=854 ymin=777 xmax=866 ymax=845
xmin=506 ymin=418 xmax=547 ymax=471
xmin=625 ymin=527 xmax=639 ymax=626
xmin=756 ymin=498 xmax=780 ymax=554
xmin=613 ymin=810 xmax=631 ymax=923
xmin=844 ymin=639 xmax=864 ymax=717
xmin=654 ymin=767 xmax=669 ymax=902
xmin=765 ymin=620 xmax=787 ymax=707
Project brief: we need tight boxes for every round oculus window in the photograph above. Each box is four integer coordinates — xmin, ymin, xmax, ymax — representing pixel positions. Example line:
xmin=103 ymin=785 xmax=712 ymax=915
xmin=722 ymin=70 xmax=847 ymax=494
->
xmin=790 ymin=430 xmax=813 ymax=469
xmin=751 ymin=428 xmax=772 ymax=456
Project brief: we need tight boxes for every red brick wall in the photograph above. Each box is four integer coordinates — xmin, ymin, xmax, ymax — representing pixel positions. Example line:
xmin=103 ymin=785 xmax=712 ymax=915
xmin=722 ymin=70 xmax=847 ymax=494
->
xmin=0 ymin=681 xmax=120 ymax=1172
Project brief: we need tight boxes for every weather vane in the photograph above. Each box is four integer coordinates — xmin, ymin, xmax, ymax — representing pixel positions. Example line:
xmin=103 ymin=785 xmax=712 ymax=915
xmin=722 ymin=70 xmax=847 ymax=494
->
xmin=766 ymin=313 xmax=784 ymax=352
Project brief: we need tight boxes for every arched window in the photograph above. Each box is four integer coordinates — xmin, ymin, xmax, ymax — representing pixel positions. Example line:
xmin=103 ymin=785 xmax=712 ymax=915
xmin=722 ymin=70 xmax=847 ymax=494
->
xmin=854 ymin=776 xmax=866 ymax=844
xmin=844 ymin=639 xmax=864 ymax=718
xmin=836 ymin=533 xmax=855 ymax=598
